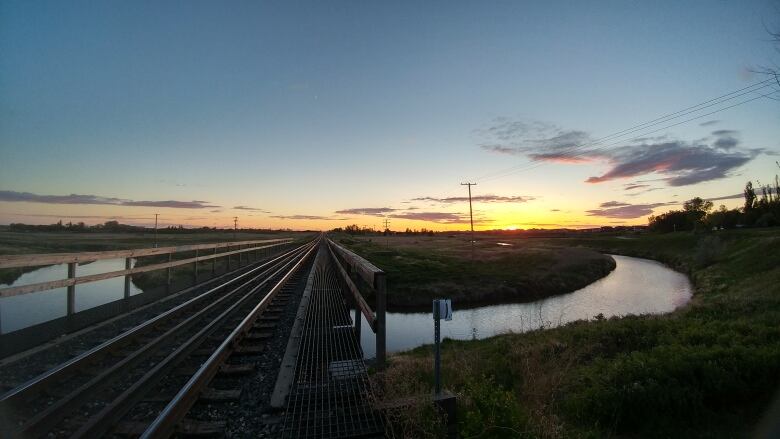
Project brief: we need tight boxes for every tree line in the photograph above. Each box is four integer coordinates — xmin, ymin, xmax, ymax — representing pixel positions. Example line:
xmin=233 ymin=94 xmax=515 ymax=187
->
xmin=649 ymin=174 xmax=780 ymax=232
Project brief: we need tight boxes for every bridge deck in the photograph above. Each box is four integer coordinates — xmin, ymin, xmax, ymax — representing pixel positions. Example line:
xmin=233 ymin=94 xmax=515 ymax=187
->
xmin=280 ymin=247 xmax=384 ymax=438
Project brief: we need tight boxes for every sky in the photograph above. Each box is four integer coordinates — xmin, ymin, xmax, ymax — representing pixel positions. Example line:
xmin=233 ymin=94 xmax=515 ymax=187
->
xmin=1 ymin=0 xmax=779 ymax=231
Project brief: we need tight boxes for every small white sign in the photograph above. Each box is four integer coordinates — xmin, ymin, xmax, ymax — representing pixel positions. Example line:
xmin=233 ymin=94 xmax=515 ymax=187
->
xmin=433 ymin=299 xmax=453 ymax=321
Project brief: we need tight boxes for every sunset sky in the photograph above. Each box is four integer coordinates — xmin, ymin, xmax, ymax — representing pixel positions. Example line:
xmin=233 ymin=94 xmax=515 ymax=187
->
xmin=2 ymin=1 xmax=779 ymax=231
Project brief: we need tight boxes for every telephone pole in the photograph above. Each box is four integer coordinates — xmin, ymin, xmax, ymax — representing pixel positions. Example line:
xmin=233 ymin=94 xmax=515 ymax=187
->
xmin=383 ymin=218 xmax=390 ymax=246
xmin=461 ymin=182 xmax=477 ymax=258
xmin=233 ymin=216 xmax=238 ymax=241
xmin=154 ymin=213 xmax=159 ymax=248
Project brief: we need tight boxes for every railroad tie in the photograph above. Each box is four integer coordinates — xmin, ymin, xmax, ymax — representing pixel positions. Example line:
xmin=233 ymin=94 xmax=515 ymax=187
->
xmin=233 ymin=344 xmax=265 ymax=355
xmin=218 ymin=363 xmax=256 ymax=376
xmin=200 ymin=388 xmax=242 ymax=402
xmin=244 ymin=331 xmax=273 ymax=341
xmin=176 ymin=419 xmax=226 ymax=436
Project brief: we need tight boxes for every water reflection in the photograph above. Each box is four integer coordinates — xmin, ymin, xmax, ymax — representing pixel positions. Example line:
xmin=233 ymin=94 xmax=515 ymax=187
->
xmin=354 ymin=255 xmax=692 ymax=359
xmin=0 ymin=258 xmax=142 ymax=333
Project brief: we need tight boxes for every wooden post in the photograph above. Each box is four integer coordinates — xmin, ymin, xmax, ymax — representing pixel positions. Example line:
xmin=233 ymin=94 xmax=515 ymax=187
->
xmin=67 ymin=262 xmax=76 ymax=315
xmin=124 ymin=258 xmax=131 ymax=299
xmin=238 ymin=245 xmax=243 ymax=267
xmin=193 ymin=249 xmax=199 ymax=283
xmin=212 ymin=247 xmax=217 ymax=275
xmin=375 ymin=272 xmax=387 ymax=367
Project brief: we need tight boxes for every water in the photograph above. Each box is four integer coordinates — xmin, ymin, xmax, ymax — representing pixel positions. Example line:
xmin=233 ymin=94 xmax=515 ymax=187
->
xmin=354 ymin=255 xmax=692 ymax=358
xmin=0 ymin=258 xmax=143 ymax=333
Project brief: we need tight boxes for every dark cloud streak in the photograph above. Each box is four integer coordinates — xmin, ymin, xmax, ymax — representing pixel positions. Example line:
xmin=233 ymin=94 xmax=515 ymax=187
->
xmin=0 ymin=191 xmax=219 ymax=209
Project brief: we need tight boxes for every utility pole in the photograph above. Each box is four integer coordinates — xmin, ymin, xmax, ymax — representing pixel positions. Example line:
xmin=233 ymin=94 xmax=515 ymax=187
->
xmin=461 ymin=182 xmax=477 ymax=258
xmin=383 ymin=218 xmax=390 ymax=247
xmin=233 ymin=216 xmax=238 ymax=241
xmin=154 ymin=213 xmax=159 ymax=248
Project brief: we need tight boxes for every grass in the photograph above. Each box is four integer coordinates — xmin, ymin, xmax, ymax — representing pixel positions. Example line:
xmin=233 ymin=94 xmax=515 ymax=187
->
xmin=369 ymin=229 xmax=780 ymax=438
xmin=335 ymin=234 xmax=616 ymax=310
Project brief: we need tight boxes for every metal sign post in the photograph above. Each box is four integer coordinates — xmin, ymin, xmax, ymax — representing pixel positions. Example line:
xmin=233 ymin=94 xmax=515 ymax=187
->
xmin=433 ymin=298 xmax=452 ymax=395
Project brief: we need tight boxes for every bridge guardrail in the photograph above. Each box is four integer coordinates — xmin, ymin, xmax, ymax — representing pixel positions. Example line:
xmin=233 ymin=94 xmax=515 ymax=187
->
xmin=0 ymin=238 xmax=295 ymax=335
xmin=326 ymin=238 xmax=386 ymax=366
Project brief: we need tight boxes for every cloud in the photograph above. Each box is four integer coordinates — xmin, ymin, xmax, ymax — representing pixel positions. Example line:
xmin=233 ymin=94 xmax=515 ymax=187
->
xmin=550 ymin=208 xmax=560 ymax=212
xmin=334 ymin=207 xmax=397 ymax=216
xmin=699 ymin=120 xmax=720 ymax=127
xmin=711 ymin=130 xmax=739 ymax=150
xmin=586 ymin=202 xmax=672 ymax=219
xmin=0 ymin=191 xmax=220 ymax=209
xmin=233 ymin=205 xmax=269 ymax=213
xmin=705 ymin=193 xmax=743 ymax=202
xmin=478 ymin=118 xmax=760 ymax=187
xmin=624 ymin=183 xmax=650 ymax=191
xmin=270 ymin=214 xmax=347 ymax=220
xmin=389 ymin=211 xmax=492 ymax=224
xmin=412 ymin=194 xmax=534 ymax=204
xmin=4 ymin=213 xmax=155 ymax=220
xmin=625 ymin=187 xmax=662 ymax=197
xmin=583 ymin=140 xmax=757 ymax=186
xmin=599 ymin=201 xmax=631 ymax=208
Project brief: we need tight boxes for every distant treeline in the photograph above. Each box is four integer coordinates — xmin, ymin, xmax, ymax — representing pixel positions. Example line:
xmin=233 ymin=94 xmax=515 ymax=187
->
xmin=331 ymin=224 xmax=435 ymax=236
xmin=6 ymin=220 xmax=300 ymax=234
xmin=649 ymin=174 xmax=780 ymax=232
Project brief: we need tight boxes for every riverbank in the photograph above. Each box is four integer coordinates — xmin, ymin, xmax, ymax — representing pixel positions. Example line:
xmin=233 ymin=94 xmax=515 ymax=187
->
xmin=335 ymin=235 xmax=616 ymax=311
xmin=374 ymin=229 xmax=780 ymax=438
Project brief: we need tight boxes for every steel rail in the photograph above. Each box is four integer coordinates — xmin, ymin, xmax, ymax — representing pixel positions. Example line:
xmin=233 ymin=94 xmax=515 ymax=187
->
xmin=74 ymin=239 xmax=319 ymax=439
xmin=139 ymin=236 xmax=321 ymax=439
xmin=0 ymin=241 xmax=307 ymax=407
xmin=5 ymin=241 xmax=315 ymax=438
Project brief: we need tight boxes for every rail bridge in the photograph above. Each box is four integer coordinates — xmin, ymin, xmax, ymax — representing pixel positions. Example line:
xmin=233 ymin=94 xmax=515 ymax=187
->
xmin=0 ymin=235 xmax=389 ymax=438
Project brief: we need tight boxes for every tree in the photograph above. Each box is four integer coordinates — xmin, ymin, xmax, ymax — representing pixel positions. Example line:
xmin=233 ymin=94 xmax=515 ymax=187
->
xmin=744 ymin=181 xmax=757 ymax=212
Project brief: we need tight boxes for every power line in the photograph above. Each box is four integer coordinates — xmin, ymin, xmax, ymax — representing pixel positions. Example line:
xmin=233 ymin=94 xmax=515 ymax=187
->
xmin=474 ymin=78 xmax=776 ymax=183
xmin=478 ymin=89 xmax=776 ymax=184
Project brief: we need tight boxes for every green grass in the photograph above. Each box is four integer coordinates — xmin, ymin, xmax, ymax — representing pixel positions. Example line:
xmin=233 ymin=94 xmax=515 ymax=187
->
xmin=336 ymin=234 xmax=615 ymax=310
xmin=374 ymin=229 xmax=780 ymax=438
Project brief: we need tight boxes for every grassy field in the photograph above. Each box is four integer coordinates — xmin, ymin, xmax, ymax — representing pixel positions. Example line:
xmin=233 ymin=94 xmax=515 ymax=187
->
xmin=0 ymin=230 xmax=311 ymax=285
xmin=335 ymin=234 xmax=616 ymax=311
xmin=366 ymin=229 xmax=780 ymax=438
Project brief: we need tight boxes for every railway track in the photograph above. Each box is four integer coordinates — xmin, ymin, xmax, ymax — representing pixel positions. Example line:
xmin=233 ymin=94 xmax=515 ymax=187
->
xmin=0 ymin=237 xmax=319 ymax=438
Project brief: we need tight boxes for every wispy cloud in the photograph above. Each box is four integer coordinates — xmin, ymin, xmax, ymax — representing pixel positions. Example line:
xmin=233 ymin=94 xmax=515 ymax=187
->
xmin=705 ymin=193 xmax=743 ymax=202
xmin=412 ymin=194 xmax=534 ymax=204
xmin=599 ymin=201 xmax=631 ymax=208
xmin=624 ymin=183 xmax=650 ymax=191
xmin=389 ymin=211 xmax=492 ymax=224
xmin=586 ymin=201 xmax=673 ymax=219
xmin=270 ymin=214 xmax=347 ymax=220
xmin=699 ymin=120 xmax=720 ymax=127
xmin=233 ymin=205 xmax=269 ymax=213
xmin=0 ymin=190 xmax=220 ymax=209
xmin=478 ymin=118 xmax=761 ymax=187
xmin=334 ymin=207 xmax=397 ymax=216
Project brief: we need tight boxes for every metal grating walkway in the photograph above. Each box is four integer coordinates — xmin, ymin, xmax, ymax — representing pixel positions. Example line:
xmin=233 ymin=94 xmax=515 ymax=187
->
xmin=280 ymin=247 xmax=385 ymax=438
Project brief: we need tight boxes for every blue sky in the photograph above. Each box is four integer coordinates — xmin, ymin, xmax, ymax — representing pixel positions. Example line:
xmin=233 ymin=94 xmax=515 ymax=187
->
xmin=1 ymin=0 xmax=779 ymax=230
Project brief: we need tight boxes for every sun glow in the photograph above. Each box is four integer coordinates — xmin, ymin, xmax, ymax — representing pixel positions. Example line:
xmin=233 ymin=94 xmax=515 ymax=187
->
xmin=504 ymin=225 xmax=518 ymax=230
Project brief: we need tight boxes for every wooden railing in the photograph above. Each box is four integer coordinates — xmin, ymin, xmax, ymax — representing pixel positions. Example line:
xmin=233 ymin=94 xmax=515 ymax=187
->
xmin=0 ymin=238 xmax=293 ymax=301
xmin=326 ymin=238 xmax=386 ymax=366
